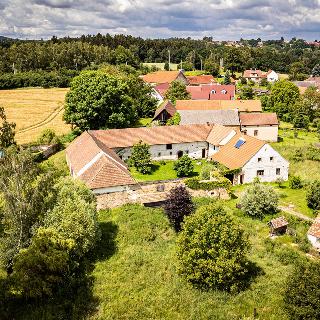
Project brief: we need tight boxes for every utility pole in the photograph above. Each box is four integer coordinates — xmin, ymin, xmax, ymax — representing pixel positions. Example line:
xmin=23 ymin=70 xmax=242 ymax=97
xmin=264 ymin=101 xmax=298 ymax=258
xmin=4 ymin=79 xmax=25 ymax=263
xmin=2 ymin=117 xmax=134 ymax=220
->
xmin=180 ymin=59 xmax=183 ymax=70
xmin=168 ymin=50 xmax=171 ymax=70
xmin=200 ymin=59 xmax=203 ymax=71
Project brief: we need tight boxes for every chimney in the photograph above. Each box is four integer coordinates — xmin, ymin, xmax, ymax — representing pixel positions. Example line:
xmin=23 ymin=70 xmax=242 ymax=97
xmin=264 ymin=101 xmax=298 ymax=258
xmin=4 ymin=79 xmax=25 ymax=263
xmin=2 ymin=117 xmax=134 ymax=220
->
xmin=206 ymin=122 xmax=210 ymax=126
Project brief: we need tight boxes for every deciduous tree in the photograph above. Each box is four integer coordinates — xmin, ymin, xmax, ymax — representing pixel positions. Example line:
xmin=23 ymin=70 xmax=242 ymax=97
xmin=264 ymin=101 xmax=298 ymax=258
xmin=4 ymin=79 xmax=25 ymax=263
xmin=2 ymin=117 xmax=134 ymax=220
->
xmin=164 ymin=80 xmax=190 ymax=104
xmin=129 ymin=140 xmax=152 ymax=174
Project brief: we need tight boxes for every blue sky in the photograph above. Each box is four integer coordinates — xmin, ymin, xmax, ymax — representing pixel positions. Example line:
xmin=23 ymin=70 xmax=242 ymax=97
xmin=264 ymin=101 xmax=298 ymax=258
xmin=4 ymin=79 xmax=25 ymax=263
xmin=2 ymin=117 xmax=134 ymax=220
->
xmin=1 ymin=0 xmax=320 ymax=40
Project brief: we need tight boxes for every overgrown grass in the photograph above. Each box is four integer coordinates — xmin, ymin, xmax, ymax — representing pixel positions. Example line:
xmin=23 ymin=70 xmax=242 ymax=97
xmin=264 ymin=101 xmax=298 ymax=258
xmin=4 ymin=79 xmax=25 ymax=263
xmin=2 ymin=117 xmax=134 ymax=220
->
xmin=130 ymin=159 xmax=204 ymax=181
xmin=87 ymin=203 xmax=300 ymax=319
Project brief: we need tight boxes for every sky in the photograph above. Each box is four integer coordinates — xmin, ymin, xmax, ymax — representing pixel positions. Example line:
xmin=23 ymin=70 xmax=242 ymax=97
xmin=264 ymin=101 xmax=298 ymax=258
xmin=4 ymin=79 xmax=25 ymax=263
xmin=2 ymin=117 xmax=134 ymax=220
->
xmin=1 ymin=0 xmax=320 ymax=40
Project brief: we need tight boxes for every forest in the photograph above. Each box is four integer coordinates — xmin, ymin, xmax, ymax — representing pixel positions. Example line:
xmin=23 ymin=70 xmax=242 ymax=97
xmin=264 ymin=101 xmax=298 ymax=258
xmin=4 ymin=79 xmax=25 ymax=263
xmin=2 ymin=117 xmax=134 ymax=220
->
xmin=0 ymin=34 xmax=319 ymax=75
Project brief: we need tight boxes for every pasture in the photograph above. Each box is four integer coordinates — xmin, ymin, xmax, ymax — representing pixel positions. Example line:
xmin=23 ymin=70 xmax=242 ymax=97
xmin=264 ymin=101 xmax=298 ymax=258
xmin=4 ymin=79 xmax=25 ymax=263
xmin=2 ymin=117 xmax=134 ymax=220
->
xmin=0 ymin=88 xmax=71 ymax=144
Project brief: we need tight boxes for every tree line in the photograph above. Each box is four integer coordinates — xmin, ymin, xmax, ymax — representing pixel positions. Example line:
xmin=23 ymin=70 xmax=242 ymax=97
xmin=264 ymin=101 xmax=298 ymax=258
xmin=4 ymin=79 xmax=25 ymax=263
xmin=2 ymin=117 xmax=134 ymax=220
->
xmin=1 ymin=34 xmax=320 ymax=75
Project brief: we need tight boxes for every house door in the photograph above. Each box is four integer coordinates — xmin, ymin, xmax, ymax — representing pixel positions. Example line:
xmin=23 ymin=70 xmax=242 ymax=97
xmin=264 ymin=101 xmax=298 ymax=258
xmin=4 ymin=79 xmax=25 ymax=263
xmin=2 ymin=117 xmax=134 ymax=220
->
xmin=202 ymin=148 xmax=206 ymax=158
xmin=240 ymin=174 xmax=244 ymax=184
xmin=177 ymin=151 xmax=183 ymax=158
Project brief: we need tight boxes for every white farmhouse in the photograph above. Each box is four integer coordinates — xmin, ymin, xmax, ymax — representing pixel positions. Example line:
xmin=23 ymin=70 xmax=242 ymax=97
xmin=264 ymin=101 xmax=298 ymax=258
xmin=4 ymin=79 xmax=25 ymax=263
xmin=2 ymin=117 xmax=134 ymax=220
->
xmin=307 ymin=218 xmax=320 ymax=250
xmin=66 ymin=124 xmax=289 ymax=194
xmin=212 ymin=133 xmax=289 ymax=184
xmin=266 ymin=70 xmax=279 ymax=82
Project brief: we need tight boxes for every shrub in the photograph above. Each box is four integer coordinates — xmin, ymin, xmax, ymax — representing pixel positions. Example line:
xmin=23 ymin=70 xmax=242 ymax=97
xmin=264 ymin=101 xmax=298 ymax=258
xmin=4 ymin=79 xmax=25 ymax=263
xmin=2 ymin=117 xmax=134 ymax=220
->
xmin=240 ymin=182 xmax=279 ymax=218
xmin=284 ymin=261 xmax=320 ymax=319
xmin=306 ymin=180 xmax=320 ymax=210
xmin=166 ymin=112 xmax=181 ymax=126
xmin=185 ymin=177 xmax=232 ymax=191
xmin=199 ymin=162 xmax=215 ymax=180
xmin=37 ymin=128 xmax=62 ymax=148
xmin=306 ymin=145 xmax=320 ymax=161
xmin=293 ymin=114 xmax=310 ymax=129
xmin=289 ymin=176 xmax=303 ymax=189
xmin=177 ymin=204 xmax=250 ymax=292
xmin=164 ymin=185 xmax=194 ymax=232
xmin=291 ymin=148 xmax=305 ymax=162
xmin=173 ymin=155 xmax=194 ymax=177
xmin=129 ymin=140 xmax=152 ymax=174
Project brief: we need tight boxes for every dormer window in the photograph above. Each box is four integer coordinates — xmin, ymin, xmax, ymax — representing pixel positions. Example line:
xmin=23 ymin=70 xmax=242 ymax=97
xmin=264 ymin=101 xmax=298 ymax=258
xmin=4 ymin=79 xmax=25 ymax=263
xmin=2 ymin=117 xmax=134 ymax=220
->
xmin=221 ymin=89 xmax=227 ymax=94
xmin=211 ymin=90 xmax=216 ymax=94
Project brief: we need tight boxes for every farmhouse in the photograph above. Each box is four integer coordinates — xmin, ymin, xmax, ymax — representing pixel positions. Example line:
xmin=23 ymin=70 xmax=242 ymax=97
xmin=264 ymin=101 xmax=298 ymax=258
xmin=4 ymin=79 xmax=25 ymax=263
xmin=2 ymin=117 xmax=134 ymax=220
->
xmin=243 ymin=69 xmax=278 ymax=83
xmin=175 ymin=99 xmax=262 ymax=112
xmin=186 ymin=84 xmax=235 ymax=100
xmin=307 ymin=217 xmax=320 ymax=250
xmin=66 ymin=124 xmax=289 ymax=194
xmin=211 ymin=133 xmax=289 ymax=184
xmin=240 ymin=112 xmax=279 ymax=142
xmin=152 ymin=100 xmax=176 ymax=123
xmin=142 ymin=70 xmax=188 ymax=85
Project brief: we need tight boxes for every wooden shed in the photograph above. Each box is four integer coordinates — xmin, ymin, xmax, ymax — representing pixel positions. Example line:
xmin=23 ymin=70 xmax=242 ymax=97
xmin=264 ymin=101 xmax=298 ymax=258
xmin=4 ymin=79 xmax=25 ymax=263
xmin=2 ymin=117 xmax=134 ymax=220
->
xmin=268 ymin=216 xmax=288 ymax=236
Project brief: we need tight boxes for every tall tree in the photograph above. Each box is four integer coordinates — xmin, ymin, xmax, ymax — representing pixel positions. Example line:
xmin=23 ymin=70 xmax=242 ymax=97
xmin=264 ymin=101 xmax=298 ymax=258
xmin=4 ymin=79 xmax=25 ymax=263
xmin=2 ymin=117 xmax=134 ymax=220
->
xmin=311 ymin=63 xmax=320 ymax=77
xmin=164 ymin=80 xmax=191 ymax=104
xmin=0 ymin=106 xmax=16 ymax=149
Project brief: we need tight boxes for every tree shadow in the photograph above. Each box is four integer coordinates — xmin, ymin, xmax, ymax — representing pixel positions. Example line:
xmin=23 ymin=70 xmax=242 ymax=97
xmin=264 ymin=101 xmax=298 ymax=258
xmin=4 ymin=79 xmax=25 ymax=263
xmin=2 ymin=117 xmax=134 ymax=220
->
xmin=93 ymin=221 xmax=118 ymax=262
xmin=240 ymin=260 xmax=265 ymax=292
xmin=2 ymin=221 xmax=119 ymax=320
xmin=149 ymin=163 xmax=160 ymax=173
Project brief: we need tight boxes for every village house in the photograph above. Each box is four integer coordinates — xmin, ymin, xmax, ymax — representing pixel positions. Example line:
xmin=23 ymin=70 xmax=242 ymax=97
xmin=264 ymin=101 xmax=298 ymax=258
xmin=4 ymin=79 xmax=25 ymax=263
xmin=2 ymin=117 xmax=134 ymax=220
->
xmin=243 ymin=69 xmax=278 ymax=83
xmin=152 ymin=100 xmax=176 ymax=123
xmin=66 ymin=124 xmax=289 ymax=194
xmin=141 ymin=70 xmax=188 ymax=85
xmin=211 ymin=132 xmax=289 ymax=184
xmin=186 ymin=84 xmax=235 ymax=100
xmin=240 ymin=112 xmax=279 ymax=142
xmin=307 ymin=217 xmax=320 ymax=250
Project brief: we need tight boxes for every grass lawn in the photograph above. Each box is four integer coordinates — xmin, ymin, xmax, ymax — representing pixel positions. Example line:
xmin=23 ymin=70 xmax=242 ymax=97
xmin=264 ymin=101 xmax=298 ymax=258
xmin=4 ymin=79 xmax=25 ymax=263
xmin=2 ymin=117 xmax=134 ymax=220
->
xmin=130 ymin=159 xmax=204 ymax=181
xmin=0 ymin=88 xmax=71 ymax=144
xmin=271 ymin=126 xmax=320 ymax=181
xmin=87 ymin=203 xmax=305 ymax=320
xmin=134 ymin=117 xmax=152 ymax=127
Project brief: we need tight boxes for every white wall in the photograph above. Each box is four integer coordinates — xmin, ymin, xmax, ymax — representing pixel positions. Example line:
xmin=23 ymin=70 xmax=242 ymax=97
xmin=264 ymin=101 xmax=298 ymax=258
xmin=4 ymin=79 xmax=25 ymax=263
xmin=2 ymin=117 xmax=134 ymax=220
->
xmin=115 ymin=141 xmax=217 ymax=161
xmin=241 ymin=125 xmax=278 ymax=142
xmin=92 ymin=184 xmax=138 ymax=195
xmin=235 ymin=144 xmax=289 ymax=184
xmin=267 ymin=71 xmax=279 ymax=82
xmin=308 ymin=234 xmax=320 ymax=248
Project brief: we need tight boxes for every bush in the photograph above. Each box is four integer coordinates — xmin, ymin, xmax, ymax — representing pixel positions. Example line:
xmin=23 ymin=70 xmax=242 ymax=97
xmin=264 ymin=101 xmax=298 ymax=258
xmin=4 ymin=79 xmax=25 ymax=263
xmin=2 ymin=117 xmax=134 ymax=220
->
xmin=37 ymin=128 xmax=62 ymax=148
xmin=240 ymin=182 xmax=279 ymax=218
xmin=306 ymin=145 xmax=320 ymax=161
xmin=129 ymin=140 xmax=152 ymax=174
xmin=173 ymin=155 xmax=194 ymax=177
xmin=200 ymin=162 xmax=215 ymax=180
xmin=289 ymin=176 xmax=303 ymax=189
xmin=291 ymin=148 xmax=305 ymax=162
xmin=284 ymin=261 xmax=320 ymax=319
xmin=164 ymin=185 xmax=194 ymax=232
xmin=177 ymin=204 xmax=250 ymax=292
xmin=185 ymin=177 xmax=232 ymax=191
xmin=293 ymin=114 xmax=310 ymax=129
xmin=306 ymin=180 xmax=320 ymax=210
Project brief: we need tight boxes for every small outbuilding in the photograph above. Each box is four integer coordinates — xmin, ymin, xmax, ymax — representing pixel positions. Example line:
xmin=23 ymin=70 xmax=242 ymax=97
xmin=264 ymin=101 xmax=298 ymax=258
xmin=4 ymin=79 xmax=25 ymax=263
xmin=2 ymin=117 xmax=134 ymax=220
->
xmin=307 ymin=217 xmax=320 ymax=250
xmin=268 ymin=216 xmax=288 ymax=236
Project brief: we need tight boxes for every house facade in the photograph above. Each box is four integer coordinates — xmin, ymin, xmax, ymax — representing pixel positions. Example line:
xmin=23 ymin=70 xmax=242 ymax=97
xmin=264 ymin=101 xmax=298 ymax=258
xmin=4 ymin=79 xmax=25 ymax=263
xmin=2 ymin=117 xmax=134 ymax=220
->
xmin=240 ymin=113 xmax=279 ymax=142
xmin=266 ymin=70 xmax=279 ymax=82
xmin=307 ymin=217 xmax=320 ymax=250
xmin=243 ymin=69 xmax=278 ymax=83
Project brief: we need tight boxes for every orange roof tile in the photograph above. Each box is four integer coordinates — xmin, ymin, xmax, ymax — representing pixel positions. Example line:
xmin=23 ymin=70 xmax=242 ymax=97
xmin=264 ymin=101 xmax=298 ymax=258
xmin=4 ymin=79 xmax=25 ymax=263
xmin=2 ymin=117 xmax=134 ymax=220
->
xmin=142 ymin=71 xmax=182 ymax=84
xmin=308 ymin=218 xmax=320 ymax=238
xmin=186 ymin=75 xmax=216 ymax=85
xmin=176 ymin=99 xmax=262 ymax=112
xmin=240 ymin=113 xmax=278 ymax=126
xmin=153 ymin=100 xmax=176 ymax=120
xmin=211 ymin=133 xmax=265 ymax=169
xmin=89 ymin=124 xmax=232 ymax=148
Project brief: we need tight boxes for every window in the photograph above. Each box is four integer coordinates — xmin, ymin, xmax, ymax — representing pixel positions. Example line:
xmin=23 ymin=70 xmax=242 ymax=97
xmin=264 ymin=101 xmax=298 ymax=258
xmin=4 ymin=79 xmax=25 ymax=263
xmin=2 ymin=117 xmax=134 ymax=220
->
xmin=243 ymin=130 xmax=247 ymax=135
xmin=257 ymin=170 xmax=264 ymax=176
xmin=276 ymin=168 xmax=281 ymax=175
xmin=158 ymin=152 xmax=161 ymax=157
xmin=270 ymin=157 xmax=274 ymax=161
xmin=254 ymin=130 xmax=258 ymax=136
xmin=211 ymin=89 xmax=216 ymax=94
xmin=185 ymin=150 xmax=189 ymax=154
xmin=169 ymin=152 xmax=172 ymax=156
xmin=166 ymin=144 xmax=172 ymax=150
xmin=258 ymin=157 xmax=262 ymax=162
xmin=221 ymin=89 xmax=227 ymax=94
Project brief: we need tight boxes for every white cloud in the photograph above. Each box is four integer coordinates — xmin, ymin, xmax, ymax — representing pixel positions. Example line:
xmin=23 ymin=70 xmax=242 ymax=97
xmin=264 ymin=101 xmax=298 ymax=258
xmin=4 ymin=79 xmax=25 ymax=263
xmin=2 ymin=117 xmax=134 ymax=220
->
xmin=0 ymin=0 xmax=320 ymax=40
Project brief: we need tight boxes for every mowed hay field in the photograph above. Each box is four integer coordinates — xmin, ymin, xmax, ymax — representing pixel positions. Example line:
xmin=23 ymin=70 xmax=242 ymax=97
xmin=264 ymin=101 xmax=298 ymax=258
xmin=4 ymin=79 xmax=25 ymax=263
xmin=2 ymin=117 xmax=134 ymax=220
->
xmin=0 ymin=88 xmax=71 ymax=144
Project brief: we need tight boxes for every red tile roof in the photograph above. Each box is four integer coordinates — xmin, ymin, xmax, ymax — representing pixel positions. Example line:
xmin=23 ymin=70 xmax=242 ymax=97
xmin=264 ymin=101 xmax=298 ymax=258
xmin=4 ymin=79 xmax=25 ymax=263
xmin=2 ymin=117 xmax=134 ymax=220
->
xmin=154 ymin=82 xmax=170 ymax=97
xmin=153 ymin=100 xmax=176 ymax=120
xmin=240 ymin=113 xmax=278 ymax=126
xmin=243 ymin=69 xmax=266 ymax=79
xmin=270 ymin=216 xmax=288 ymax=229
xmin=308 ymin=218 xmax=320 ymax=238
xmin=142 ymin=71 xmax=184 ymax=84
xmin=176 ymin=99 xmax=262 ymax=112
xmin=89 ymin=124 xmax=234 ymax=148
xmin=186 ymin=84 xmax=235 ymax=100
xmin=186 ymin=75 xmax=216 ymax=85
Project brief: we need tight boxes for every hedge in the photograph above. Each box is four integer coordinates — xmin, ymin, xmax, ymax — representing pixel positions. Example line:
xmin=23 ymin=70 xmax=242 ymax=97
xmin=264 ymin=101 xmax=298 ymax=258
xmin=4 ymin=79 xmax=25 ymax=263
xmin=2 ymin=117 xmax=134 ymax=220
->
xmin=0 ymin=70 xmax=79 ymax=89
xmin=185 ymin=177 xmax=232 ymax=191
